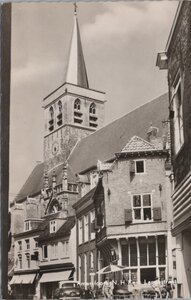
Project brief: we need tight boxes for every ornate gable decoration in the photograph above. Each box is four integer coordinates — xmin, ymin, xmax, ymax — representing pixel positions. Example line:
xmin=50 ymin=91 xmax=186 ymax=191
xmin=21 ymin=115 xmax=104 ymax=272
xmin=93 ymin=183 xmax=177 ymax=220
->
xmin=121 ymin=135 xmax=158 ymax=153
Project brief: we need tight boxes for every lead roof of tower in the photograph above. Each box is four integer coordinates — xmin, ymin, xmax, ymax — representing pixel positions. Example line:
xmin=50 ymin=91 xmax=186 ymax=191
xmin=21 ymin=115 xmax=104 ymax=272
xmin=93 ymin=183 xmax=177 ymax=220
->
xmin=65 ymin=7 xmax=89 ymax=88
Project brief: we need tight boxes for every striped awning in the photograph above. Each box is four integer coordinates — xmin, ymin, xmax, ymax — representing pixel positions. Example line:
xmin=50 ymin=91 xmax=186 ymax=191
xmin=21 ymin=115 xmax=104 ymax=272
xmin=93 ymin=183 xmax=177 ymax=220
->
xmin=39 ymin=270 xmax=72 ymax=283
xmin=9 ymin=274 xmax=36 ymax=285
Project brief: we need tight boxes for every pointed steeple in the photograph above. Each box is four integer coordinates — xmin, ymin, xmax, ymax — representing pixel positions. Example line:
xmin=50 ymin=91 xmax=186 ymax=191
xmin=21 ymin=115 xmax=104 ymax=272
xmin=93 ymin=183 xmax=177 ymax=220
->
xmin=65 ymin=4 xmax=89 ymax=88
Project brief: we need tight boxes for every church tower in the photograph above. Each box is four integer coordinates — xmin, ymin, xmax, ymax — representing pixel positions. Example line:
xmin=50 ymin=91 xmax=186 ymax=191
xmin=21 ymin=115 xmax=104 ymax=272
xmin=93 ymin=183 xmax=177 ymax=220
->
xmin=43 ymin=6 xmax=105 ymax=170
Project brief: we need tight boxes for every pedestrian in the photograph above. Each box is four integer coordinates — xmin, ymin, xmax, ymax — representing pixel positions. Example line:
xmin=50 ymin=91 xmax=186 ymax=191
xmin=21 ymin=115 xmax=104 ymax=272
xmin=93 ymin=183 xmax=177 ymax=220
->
xmin=109 ymin=279 xmax=115 ymax=298
xmin=165 ymin=280 xmax=175 ymax=298
xmin=152 ymin=277 xmax=161 ymax=298
xmin=102 ymin=277 xmax=110 ymax=298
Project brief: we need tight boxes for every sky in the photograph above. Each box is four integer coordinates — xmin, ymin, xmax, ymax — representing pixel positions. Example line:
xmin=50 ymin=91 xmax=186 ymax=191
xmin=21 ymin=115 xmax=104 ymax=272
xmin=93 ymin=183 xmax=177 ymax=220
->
xmin=9 ymin=1 xmax=178 ymax=202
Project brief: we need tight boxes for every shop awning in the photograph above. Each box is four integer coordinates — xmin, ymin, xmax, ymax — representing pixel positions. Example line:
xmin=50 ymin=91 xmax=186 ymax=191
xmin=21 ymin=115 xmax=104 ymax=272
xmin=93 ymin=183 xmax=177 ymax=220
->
xmin=9 ymin=274 xmax=36 ymax=285
xmin=39 ymin=270 xmax=72 ymax=283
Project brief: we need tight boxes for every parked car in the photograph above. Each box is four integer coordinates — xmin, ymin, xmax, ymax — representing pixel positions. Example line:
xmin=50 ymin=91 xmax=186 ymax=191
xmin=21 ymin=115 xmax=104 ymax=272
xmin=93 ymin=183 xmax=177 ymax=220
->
xmin=54 ymin=281 xmax=81 ymax=299
xmin=113 ymin=284 xmax=133 ymax=299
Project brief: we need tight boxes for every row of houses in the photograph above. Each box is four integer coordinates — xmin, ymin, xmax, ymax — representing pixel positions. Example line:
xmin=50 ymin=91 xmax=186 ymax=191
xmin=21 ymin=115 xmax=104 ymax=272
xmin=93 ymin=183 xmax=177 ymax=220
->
xmin=10 ymin=2 xmax=191 ymax=299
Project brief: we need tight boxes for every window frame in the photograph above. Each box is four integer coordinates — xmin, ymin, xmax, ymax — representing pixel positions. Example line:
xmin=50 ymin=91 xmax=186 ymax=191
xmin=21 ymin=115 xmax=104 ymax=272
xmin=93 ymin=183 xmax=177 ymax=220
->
xmin=135 ymin=160 xmax=145 ymax=174
xmin=24 ymin=221 xmax=31 ymax=232
xmin=78 ymin=218 xmax=83 ymax=245
xmin=132 ymin=193 xmax=153 ymax=222
xmin=50 ymin=220 xmax=57 ymax=233
xmin=25 ymin=239 xmax=30 ymax=250
xmin=84 ymin=214 xmax=89 ymax=243
xmin=26 ymin=253 xmax=31 ymax=268
xmin=18 ymin=254 xmax=22 ymax=269
xmin=42 ymin=245 xmax=48 ymax=260
xmin=171 ymin=75 xmax=184 ymax=154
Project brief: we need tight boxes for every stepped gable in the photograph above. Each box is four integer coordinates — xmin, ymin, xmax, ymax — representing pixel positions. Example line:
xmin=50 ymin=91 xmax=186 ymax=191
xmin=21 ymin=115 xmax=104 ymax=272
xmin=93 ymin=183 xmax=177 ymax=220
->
xmin=14 ymin=93 xmax=168 ymax=203
xmin=121 ymin=135 xmax=158 ymax=153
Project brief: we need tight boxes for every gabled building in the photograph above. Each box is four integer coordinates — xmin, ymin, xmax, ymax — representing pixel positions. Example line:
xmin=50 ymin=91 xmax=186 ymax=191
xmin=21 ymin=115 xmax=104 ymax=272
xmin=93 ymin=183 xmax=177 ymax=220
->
xmin=157 ymin=2 xmax=191 ymax=297
xmin=93 ymin=132 xmax=173 ymax=284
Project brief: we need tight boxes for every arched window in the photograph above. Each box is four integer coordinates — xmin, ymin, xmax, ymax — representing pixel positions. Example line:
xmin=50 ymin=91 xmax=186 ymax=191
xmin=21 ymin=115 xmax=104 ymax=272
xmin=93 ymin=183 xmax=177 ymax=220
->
xmin=74 ymin=99 xmax=83 ymax=124
xmin=49 ymin=106 xmax=54 ymax=131
xmin=89 ymin=103 xmax=96 ymax=114
xmin=89 ymin=102 xmax=98 ymax=128
xmin=57 ymin=100 xmax=63 ymax=126
xmin=74 ymin=99 xmax=81 ymax=110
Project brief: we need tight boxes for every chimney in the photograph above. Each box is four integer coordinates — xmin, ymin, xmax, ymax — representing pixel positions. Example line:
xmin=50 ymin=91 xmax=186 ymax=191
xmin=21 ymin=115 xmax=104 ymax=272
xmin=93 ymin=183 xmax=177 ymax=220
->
xmin=147 ymin=123 xmax=162 ymax=149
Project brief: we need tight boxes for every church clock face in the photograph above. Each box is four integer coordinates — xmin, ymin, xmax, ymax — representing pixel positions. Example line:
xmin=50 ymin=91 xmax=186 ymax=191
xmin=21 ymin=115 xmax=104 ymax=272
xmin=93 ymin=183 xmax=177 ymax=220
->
xmin=52 ymin=141 xmax=59 ymax=156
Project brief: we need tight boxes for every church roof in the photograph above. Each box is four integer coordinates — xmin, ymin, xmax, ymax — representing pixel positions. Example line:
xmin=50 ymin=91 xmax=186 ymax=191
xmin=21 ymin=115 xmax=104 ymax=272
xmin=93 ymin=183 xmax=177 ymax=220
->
xmin=14 ymin=93 xmax=168 ymax=203
xmin=68 ymin=93 xmax=168 ymax=174
xmin=65 ymin=11 xmax=89 ymax=88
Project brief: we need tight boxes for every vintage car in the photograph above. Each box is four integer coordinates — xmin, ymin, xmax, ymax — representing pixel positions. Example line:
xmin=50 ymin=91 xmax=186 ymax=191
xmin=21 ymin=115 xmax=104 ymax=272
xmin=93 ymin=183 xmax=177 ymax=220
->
xmin=113 ymin=284 xmax=133 ymax=299
xmin=54 ymin=281 xmax=81 ymax=299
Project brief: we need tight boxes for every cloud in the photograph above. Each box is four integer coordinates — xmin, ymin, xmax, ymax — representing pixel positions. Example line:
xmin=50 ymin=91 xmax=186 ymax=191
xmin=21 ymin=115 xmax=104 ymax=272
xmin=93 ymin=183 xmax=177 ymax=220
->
xmin=82 ymin=2 xmax=178 ymax=48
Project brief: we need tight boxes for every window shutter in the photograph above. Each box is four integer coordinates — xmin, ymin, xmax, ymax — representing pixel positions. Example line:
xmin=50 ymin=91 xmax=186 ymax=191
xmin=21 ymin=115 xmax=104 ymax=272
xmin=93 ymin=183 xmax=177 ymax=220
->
xmin=130 ymin=161 xmax=135 ymax=174
xmin=153 ymin=207 xmax=162 ymax=221
xmin=97 ymin=213 xmax=103 ymax=226
xmin=91 ymin=220 xmax=95 ymax=233
xmin=124 ymin=209 xmax=132 ymax=223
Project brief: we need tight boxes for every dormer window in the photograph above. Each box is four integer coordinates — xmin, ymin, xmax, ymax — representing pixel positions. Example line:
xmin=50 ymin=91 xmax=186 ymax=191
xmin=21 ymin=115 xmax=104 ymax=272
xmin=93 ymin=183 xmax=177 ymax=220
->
xmin=49 ymin=106 xmax=54 ymax=131
xmin=57 ymin=100 xmax=63 ymax=126
xmin=50 ymin=220 xmax=57 ymax=233
xmin=89 ymin=103 xmax=98 ymax=128
xmin=24 ymin=221 xmax=31 ymax=232
xmin=74 ymin=99 xmax=83 ymax=124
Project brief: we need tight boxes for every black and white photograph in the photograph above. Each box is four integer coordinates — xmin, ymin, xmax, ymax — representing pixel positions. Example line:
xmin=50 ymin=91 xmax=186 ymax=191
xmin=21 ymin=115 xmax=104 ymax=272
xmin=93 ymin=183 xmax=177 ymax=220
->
xmin=2 ymin=1 xmax=191 ymax=299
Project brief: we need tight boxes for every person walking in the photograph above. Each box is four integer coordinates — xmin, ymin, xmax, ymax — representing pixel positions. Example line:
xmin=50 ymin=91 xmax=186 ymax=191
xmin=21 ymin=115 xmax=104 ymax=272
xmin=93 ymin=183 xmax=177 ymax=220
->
xmin=109 ymin=279 xmax=115 ymax=298
xmin=103 ymin=277 xmax=110 ymax=298
xmin=165 ymin=280 xmax=175 ymax=298
xmin=152 ymin=277 xmax=161 ymax=298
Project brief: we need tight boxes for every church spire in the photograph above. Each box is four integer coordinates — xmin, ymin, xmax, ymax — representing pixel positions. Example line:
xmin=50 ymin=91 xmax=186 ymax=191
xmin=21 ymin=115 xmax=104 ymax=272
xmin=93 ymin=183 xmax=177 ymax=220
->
xmin=65 ymin=4 xmax=89 ymax=88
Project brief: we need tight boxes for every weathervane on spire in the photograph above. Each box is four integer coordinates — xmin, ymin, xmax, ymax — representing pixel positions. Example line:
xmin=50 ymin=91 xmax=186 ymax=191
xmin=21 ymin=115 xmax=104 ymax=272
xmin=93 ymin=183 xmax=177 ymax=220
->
xmin=74 ymin=2 xmax=77 ymax=15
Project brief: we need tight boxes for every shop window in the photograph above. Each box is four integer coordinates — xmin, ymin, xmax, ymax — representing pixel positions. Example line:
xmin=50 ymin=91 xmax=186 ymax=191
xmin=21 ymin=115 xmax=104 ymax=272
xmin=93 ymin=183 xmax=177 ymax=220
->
xmin=158 ymin=236 xmax=166 ymax=265
xmin=148 ymin=238 xmax=156 ymax=265
xmin=139 ymin=238 xmax=147 ymax=266
xmin=130 ymin=239 xmax=137 ymax=266
xmin=132 ymin=194 xmax=152 ymax=221
xmin=122 ymin=244 xmax=129 ymax=266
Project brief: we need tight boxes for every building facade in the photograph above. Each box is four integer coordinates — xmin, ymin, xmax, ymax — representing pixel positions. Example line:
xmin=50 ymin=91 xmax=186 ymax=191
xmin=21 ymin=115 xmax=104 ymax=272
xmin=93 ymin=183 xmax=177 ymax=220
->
xmin=93 ymin=133 xmax=174 ymax=284
xmin=157 ymin=2 xmax=191 ymax=297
